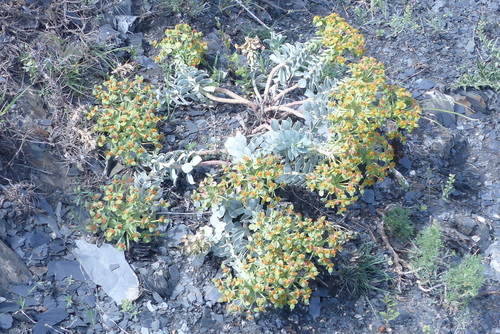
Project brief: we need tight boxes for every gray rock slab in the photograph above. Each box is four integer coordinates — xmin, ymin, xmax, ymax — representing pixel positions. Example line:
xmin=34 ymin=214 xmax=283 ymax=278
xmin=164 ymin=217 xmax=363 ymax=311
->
xmin=166 ymin=224 xmax=189 ymax=247
xmin=72 ymin=239 xmax=140 ymax=305
xmin=0 ymin=313 xmax=13 ymax=330
xmin=309 ymin=296 xmax=321 ymax=318
xmin=0 ymin=239 xmax=33 ymax=296
xmin=361 ymin=189 xmax=375 ymax=204
xmin=486 ymin=242 xmax=500 ymax=282
xmin=47 ymin=260 xmax=88 ymax=281
xmin=35 ymin=307 xmax=69 ymax=325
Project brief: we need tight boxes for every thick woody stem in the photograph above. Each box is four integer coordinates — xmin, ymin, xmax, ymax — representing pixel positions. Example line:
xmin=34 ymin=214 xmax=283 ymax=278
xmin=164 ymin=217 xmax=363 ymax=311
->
xmin=265 ymin=105 xmax=305 ymax=119
xmin=251 ymin=123 xmax=273 ymax=134
xmin=280 ymin=98 xmax=312 ymax=109
xmin=272 ymin=83 xmax=300 ymax=104
xmin=252 ymin=78 xmax=263 ymax=104
xmin=264 ymin=62 xmax=287 ymax=99
xmin=197 ymin=148 xmax=227 ymax=156
xmin=202 ymin=87 xmax=257 ymax=112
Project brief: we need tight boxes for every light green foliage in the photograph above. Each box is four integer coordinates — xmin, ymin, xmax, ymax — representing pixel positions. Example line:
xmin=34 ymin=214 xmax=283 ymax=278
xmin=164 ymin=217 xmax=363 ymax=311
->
xmin=160 ymin=0 xmax=207 ymax=17
xmin=389 ymin=4 xmax=419 ymax=36
xmin=120 ymin=299 xmax=139 ymax=319
xmin=87 ymin=76 xmax=164 ymax=165
xmin=153 ymin=23 xmax=207 ymax=70
xmin=441 ymin=173 xmax=456 ymax=200
xmin=422 ymin=325 xmax=434 ymax=334
xmin=410 ymin=221 xmax=443 ymax=283
xmin=384 ymin=206 xmax=414 ymax=242
xmin=0 ymin=85 xmax=29 ymax=120
xmin=20 ymin=36 xmax=119 ymax=96
xmin=455 ymin=21 xmax=500 ymax=91
xmin=380 ymin=293 xmax=400 ymax=325
xmin=86 ymin=174 xmax=168 ymax=250
xmin=147 ymin=151 xmax=202 ymax=185
xmin=410 ymin=223 xmax=485 ymax=308
xmin=443 ymin=254 xmax=484 ymax=306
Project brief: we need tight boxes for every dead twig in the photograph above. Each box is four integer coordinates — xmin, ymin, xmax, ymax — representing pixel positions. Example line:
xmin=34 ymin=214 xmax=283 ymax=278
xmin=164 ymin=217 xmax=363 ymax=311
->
xmin=233 ymin=0 xmax=270 ymax=29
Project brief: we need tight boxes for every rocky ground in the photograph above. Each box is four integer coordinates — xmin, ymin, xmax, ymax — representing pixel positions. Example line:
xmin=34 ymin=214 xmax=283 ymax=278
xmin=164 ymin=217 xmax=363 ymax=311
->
xmin=0 ymin=0 xmax=499 ymax=333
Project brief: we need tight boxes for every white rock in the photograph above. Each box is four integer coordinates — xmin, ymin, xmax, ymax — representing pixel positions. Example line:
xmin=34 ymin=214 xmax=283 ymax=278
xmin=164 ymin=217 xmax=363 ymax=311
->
xmin=485 ymin=242 xmax=500 ymax=282
xmin=72 ymin=239 xmax=140 ymax=305
xmin=476 ymin=215 xmax=486 ymax=223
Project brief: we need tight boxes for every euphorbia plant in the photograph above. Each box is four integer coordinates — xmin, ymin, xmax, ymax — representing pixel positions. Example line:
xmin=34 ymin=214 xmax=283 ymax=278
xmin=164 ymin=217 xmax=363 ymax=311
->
xmin=193 ymin=155 xmax=352 ymax=317
xmin=88 ymin=76 xmax=164 ymax=165
xmin=152 ymin=23 xmax=207 ymax=70
xmin=157 ymin=12 xmax=421 ymax=316
xmin=86 ymin=174 xmax=168 ymax=250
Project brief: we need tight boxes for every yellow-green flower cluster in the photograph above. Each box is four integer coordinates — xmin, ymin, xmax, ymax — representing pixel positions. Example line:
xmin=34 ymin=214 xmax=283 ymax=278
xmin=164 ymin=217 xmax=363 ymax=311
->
xmin=88 ymin=76 xmax=164 ymax=165
xmin=194 ymin=155 xmax=350 ymax=317
xmin=335 ymin=58 xmax=420 ymax=172
xmin=306 ymin=57 xmax=421 ymax=212
xmin=152 ymin=23 xmax=207 ymax=68
xmin=86 ymin=175 xmax=169 ymax=250
xmin=313 ymin=13 xmax=366 ymax=64
xmin=194 ymin=155 xmax=285 ymax=209
xmin=213 ymin=205 xmax=349 ymax=318
xmin=306 ymin=157 xmax=363 ymax=212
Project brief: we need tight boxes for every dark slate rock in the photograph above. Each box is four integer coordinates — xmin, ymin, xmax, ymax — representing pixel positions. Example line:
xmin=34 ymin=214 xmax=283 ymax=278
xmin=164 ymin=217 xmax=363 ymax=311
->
xmin=200 ymin=307 xmax=215 ymax=329
xmin=36 ymin=195 xmax=56 ymax=220
xmin=168 ymin=265 xmax=180 ymax=288
xmin=136 ymin=56 xmax=158 ymax=69
xmin=309 ymin=296 xmax=321 ymax=318
xmin=0 ymin=301 xmax=20 ymax=313
xmin=47 ymin=261 xmax=88 ymax=281
xmin=10 ymin=283 xmax=37 ymax=298
xmin=166 ymin=224 xmax=189 ymax=247
xmin=191 ymin=254 xmax=205 ymax=268
xmin=68 ymin=316 xmax=86 ymax=328
xmin=43 ymin=296 xmax=57 ymax=310
xmin=436 ymin=111 xmax=456 ymax=128
xmin=35 ymin=307 xmax=69 ymax=325
xmin=48 ymin=239 xmax=66 ymax=254
xmin=8 ymin=235 xmax=25 ymax=249
xmin=25 ymin=228 xmax=50 ymax=247
xmin=145 ymin=270 xmax=171 ymax=299
xmin=399 ymin=156 xmax=412 ymax=170
xmin=0 ymin=313 xmax=13 ymax=330
xmin=34 ymin=215 xmax=59 ymax=238
xmin=361 ymin=189 xmax=375 ymax=204
xmin=31 ymin=244 xmax=49 ymax=262
xmin=32 ymin=321 xmax=51 ymax=334
xmin=97 ymin=24 xmax=121 ymax=44
xmin=128 ymin=34 xmax=143 ymax=56
xmin=85 ymin=295 xmax=96 ymax=308
xmin=321 ymin=297 xmax=339 ymax=308
xmin=312 ymin=288 xmax=328 ymax=297
xmin=0 ymin=218 xmax=6 ymax=239
xmin=416 ymin=79 xmax=435 ymax=90
xmin=152 ymin=291 xmax=164 ymax=303
xmin=456 ymin=217 xmax=477 ymax=235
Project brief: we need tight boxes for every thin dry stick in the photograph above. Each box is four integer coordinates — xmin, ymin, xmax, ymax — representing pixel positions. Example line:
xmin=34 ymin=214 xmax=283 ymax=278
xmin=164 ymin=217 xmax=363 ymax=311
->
xmin=376 ymin=219 xmax=407 ymax=292
xmin=233 ymin=0 xmax=270 ymax=29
